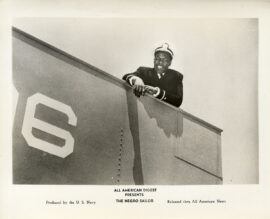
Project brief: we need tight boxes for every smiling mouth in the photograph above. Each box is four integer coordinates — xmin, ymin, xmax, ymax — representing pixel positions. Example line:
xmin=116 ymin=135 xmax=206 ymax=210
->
xmin=157 ymin=65 xmax=163 ymax=69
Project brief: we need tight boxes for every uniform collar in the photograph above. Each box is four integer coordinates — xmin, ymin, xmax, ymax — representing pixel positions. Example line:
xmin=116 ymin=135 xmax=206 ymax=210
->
xmin=157 ymin=72 xmax=165 ymax=79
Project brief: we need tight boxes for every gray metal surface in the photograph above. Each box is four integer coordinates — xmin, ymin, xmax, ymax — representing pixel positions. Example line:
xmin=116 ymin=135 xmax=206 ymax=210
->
xmin=12 ymin=27 xmax=222 ymax=185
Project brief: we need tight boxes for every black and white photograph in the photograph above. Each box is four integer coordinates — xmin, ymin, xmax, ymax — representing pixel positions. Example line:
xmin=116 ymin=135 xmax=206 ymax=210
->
xmin=1 ymin=0 xmax=270 ymax=219
xmin=12 ymin=17 xmax=257 ymax=185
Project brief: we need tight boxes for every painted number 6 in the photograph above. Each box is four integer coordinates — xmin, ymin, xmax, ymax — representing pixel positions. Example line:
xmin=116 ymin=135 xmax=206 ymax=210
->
xmin=21 ymin=93 xmax=77 ymax=158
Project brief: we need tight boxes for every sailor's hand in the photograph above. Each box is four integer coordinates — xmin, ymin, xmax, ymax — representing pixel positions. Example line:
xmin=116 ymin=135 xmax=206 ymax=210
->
xmin=144 ymin=85 xmax=159 ymax=95
xmin=133 ymin=84 xmax=146 ymax=97
xmin=132 ymin=78 xmax=145 ymax=97
xmin=132 ymin=77 xmax=144 ymax=86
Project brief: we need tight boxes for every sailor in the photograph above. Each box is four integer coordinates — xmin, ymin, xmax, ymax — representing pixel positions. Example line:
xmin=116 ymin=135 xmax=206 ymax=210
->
xmin=122 ymin=43 xmax=183 ymax=107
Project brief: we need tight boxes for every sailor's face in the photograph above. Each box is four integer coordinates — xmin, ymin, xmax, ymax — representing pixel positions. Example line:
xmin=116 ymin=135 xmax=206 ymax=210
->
xmin=154 ymin=52 xmax=172 ymax=74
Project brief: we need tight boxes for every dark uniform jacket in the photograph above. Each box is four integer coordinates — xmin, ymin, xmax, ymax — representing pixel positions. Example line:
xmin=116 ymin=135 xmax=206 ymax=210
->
xmin=123 ymin=67 xmax=183 ymax=107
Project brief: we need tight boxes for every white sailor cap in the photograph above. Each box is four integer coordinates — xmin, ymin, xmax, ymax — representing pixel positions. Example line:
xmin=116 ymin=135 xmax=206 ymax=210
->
xmin=154 ymin=43 xmax=174 ymax=60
